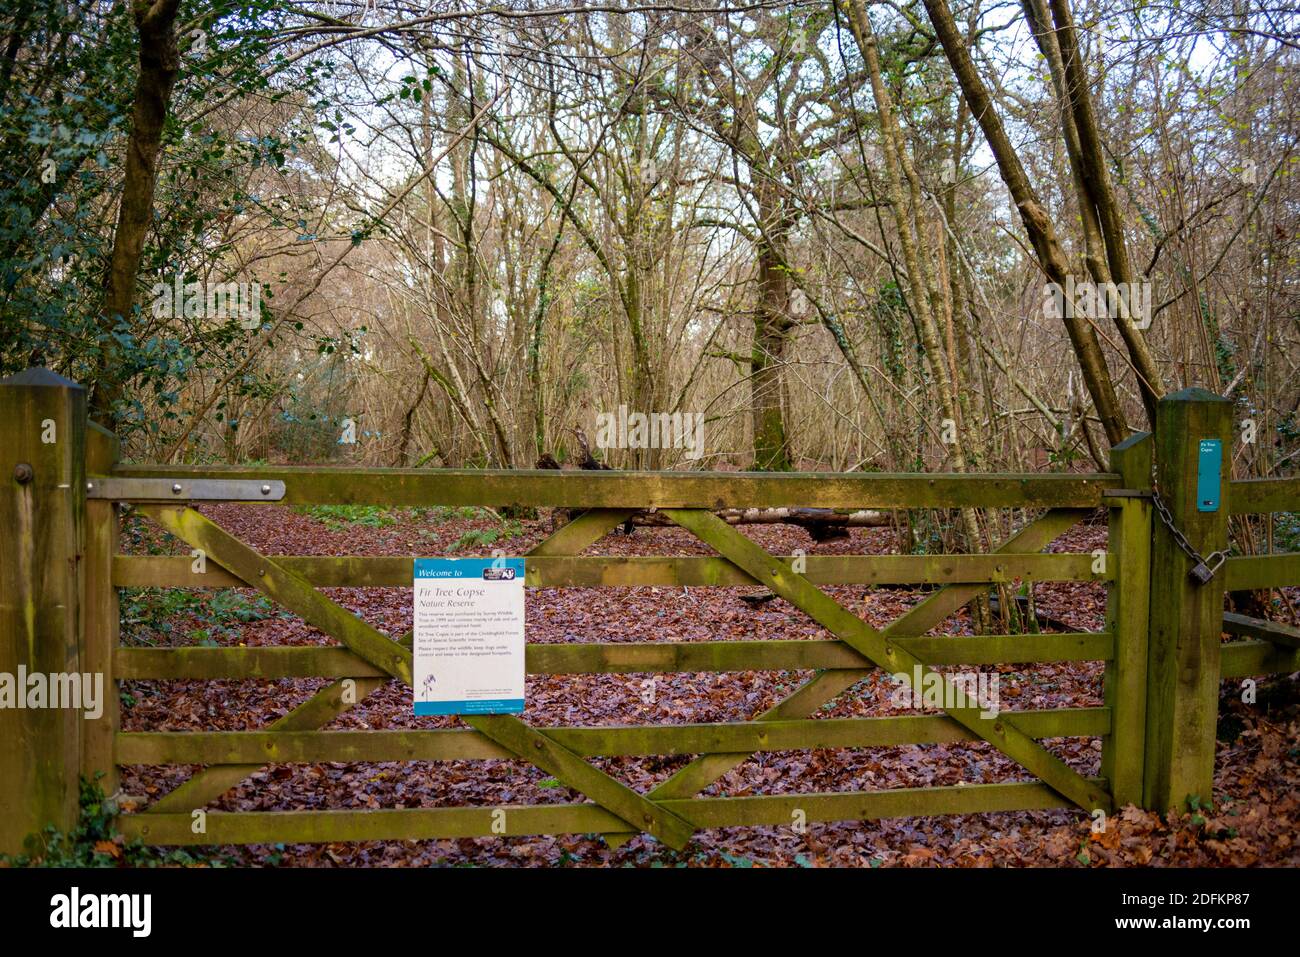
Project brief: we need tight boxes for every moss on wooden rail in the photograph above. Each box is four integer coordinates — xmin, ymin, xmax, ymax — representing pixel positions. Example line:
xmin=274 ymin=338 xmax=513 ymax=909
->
xmin=1220 ymin=639 xmax=1300 ymax=677
xmin=1227 ymin=477 xmax=1300 ymax=515
xmin=114 ymin=708 xmax=1109 ymax=765
xmin=115 ymin=778 xmax=1100 ymax=845
xmin=112 ymin=552 xmax=1108 ymax=589
xmin=103 ymin=464 xmax=1115 ymax=508
xmin=1225 ymin=554 xmax=1300 ymax=591
xmin=114 ymin=632 xmax=1113 ymax=680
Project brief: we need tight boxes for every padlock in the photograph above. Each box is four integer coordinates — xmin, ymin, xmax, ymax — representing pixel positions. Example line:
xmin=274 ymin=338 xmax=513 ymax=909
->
xmin=1187 ymin=551 xmax=1225 ymax=586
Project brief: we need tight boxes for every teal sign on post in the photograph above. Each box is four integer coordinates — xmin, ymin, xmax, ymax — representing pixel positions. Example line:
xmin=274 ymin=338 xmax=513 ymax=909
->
xmin=1196 ymin=439 xmax=1222 ymax=512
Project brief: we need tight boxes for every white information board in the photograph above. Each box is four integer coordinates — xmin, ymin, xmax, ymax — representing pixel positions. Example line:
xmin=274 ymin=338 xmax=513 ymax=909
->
xmin=413 ymin=558 xmax=525 ymax=715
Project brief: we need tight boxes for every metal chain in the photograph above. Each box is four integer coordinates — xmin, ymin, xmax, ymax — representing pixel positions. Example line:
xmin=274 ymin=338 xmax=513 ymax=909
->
xmin=1150 ymin=489 xmax=1226 ymax=581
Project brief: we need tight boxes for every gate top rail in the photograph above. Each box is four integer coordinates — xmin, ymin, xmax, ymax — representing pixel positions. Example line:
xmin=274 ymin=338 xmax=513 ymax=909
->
xmin=1223 ymin=476 xmax=1300 ymax=515
xmin=100 ymin=464 xmax=1120 ymax=508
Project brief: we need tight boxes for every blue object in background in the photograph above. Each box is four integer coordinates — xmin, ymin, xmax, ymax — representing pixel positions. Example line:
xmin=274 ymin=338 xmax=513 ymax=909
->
xmin=1196 ymin=438 xmax=1222 ymax=512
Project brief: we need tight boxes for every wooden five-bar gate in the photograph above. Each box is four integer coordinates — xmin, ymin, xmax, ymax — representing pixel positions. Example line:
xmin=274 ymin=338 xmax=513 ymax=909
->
xmin=2 ymin=368 xmax=1298 ymax=854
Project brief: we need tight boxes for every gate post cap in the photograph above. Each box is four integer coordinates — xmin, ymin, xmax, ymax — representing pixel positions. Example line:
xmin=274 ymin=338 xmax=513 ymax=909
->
xmin=1159 ymin=387 xmax=1229 ymax=405
xmin=0 ymin=367 xmax=84 ymax=390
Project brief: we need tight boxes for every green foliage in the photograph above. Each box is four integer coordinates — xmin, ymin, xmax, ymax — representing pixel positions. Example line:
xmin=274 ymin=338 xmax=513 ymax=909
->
xmin=452 ymin=521 xmax=523 ymax=551
xmin=1047 ymin=422 xmax=1086 ymax=468
xmin=0 ymin=0 xmax=337 ymax=449
xmin=499 ymin=504 xmax=539 ymax=521
xmin=411 ymin=505 xmax=487 ymax=522
xmin=0 ymin=1 xmax=135 ymax=378
xmin=295 ymin=503 xmax=398 ymax=531
xmin=266 ymin=351 xmax=363 ymax=462
xmin=904 ymin=508 xmax=945 ymax=555
xmin=1275 ymin=511 xmax=1300 ymax=553
xmin=717 ymin=851 xmax=755 ymax=868
xmin=873 ymin=280 xmax=909 ymax=382
xmin=120 ymin=587 xmax=275 ymax=647
xmin=1186 ymin=793 xmax=1214 ymax=816
xmin=0 ymin=777 xmax=231 ymax=867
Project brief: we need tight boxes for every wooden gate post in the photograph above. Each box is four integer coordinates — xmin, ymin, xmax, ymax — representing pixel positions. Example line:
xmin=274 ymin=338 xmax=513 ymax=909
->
xmin=83 ymin=422 xmax=121 ymax=795
xmin=1143 ymin=388 xmax=1231 ymax=814
xmin=0 ymin=368 xmax=87 ymax=856
xmin=1102 ymin=431 xmax=1152 ymax=807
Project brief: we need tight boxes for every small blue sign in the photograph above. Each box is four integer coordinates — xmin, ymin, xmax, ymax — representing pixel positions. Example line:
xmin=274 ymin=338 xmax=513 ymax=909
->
xmin=1196 ymin=439 xmax=1222 ymax=512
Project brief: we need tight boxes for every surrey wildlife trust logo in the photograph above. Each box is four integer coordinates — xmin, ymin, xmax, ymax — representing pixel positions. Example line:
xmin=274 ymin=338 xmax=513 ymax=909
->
xmin=150 ymin=273 xmax=262 ymax=329
xmin=49 ymin=887 xmax=151 ymax=937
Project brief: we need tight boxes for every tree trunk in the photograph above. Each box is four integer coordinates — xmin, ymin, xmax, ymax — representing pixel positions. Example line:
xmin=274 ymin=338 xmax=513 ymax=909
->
xmin=96 ymin=0 xmax=183 ymax=421
xmin=919 ymin=0 xmax=1129 ymax=446
xmin=752 ymin=232 xmax=794 ymax=470
xmin=849 ymin=5 xmax=992 ymax=629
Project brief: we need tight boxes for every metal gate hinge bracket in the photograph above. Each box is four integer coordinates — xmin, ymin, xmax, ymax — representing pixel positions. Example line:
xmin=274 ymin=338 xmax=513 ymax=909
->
xmin=85 ymin=478 xmax=286 ymax=502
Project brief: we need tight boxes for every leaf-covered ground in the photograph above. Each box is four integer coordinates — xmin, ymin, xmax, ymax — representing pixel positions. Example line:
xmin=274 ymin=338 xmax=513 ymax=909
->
xmin=115 ymin=504 xmax=1300 ymax=867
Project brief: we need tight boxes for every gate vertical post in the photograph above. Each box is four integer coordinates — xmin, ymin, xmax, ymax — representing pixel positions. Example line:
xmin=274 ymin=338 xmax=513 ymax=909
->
xmin=1102 ymin=431 xmax=1152 ymax=806
xmin=0 ymin=368 xmax=87 ymax=855
xmin=1143 ymin=388 xmax=1231 ymax=814
xmin=83 ymin=422 xmax=121 ymax=795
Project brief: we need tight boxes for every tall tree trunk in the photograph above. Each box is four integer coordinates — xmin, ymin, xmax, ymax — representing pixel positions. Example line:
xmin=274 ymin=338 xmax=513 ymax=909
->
xmin=1025 ymin=0 xmax=1164 ymax=424
xmin=849 ymin=5 xmax=991 ymax=629
xmin=96 ymin=0 xmax=182 ymax=421
xmin=918 ymin=0 xmax=1129 ymax=446
xmin=752 ymin=224 xmax=794 ymax=471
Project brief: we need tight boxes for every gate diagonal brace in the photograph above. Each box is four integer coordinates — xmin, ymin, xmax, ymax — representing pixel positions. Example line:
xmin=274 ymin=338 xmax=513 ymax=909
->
xmin=663 ymin=508 xmax=1112 ymax=815
xmin=142 ymin=508 xmax=636 ymax=814
xmin=602 ymin=507 xmax=1100 ymax=847
xmin=134 ymin=506 xmax=696 ymax=848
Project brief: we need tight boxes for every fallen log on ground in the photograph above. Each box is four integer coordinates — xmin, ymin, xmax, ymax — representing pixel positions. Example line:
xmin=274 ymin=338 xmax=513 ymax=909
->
xmin=629 ymin=507 xmax=888 ymax=527
xmin=536 ymin=447 xmax=890 ymax=540
xmin=633 ymin=507 xmax=888 ymax=540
